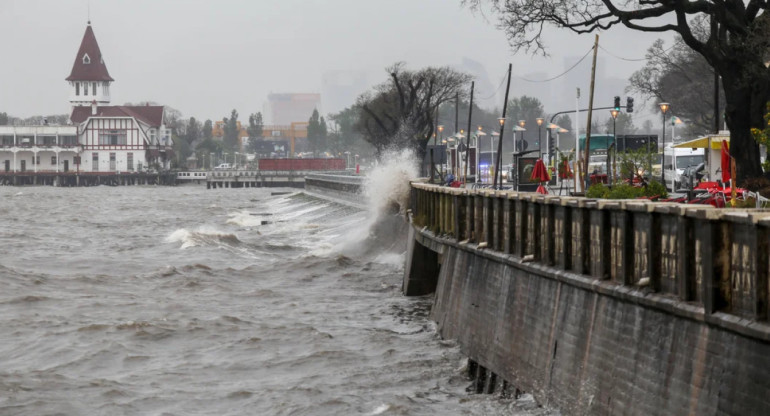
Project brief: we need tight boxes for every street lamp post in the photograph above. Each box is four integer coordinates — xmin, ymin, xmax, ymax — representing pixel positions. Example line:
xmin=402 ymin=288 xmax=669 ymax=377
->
xmin=536 ymin=117 xmax=544 ymax=157
xmin=610 ymin=109 xmax=619 ymax=186
xmin=658 ymin=102 xmax=670 ymax=186
xmin=438 ymin=125 xmax=444 ymax=180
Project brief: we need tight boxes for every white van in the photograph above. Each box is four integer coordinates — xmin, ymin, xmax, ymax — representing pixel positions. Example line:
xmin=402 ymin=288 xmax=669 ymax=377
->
xmin=663 ymin=145 xmax=705 ymax=191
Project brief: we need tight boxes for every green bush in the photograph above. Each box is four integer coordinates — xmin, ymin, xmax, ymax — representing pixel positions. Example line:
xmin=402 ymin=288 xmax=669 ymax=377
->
xmin=586 ymin=183 xmax=610 ymax=198
xmin=642 ymin=181 xmax=668 ymax=198
xmin=607 ymin=184 xmax=642 ymax=199
xmin=586 ymin=181 xmax=668 ymax=200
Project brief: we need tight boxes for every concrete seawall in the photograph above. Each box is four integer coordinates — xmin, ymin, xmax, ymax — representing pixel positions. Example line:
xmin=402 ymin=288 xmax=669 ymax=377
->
xmin=304 ymin=173 xmax=366 ymax=207
xmin=404 ymin=182 xmax=770 ymax=415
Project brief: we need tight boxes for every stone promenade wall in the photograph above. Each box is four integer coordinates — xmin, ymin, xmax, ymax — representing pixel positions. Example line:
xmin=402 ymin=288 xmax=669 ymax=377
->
xmin=404 ymin=182 xmax=770 ymax=415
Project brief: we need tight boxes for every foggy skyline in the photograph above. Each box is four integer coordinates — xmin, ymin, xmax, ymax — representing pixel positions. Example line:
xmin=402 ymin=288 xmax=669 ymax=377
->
xmin=0 ymin=0 xmax=673 ymax=124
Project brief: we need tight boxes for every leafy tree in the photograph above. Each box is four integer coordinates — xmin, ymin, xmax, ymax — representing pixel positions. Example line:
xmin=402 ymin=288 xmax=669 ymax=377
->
xmin=185 ymin=117 xmax=201 ymax=145
xmin=506 ymin=96 xmax=546 ymax=151
xmin=604 ymin=112 xmax=636 ymax=138
xmin=619 ymin=146 xmax=657 ymax=182
xmin=628 ymin=38 xmax=725 ymax=137
xmin=307 ymin=109 xmax=329 ymax=156
xmin=467 ymin=0 xmax=770 ymax=181
xmin=0 ymin=112 xmax=8 ymax=125
xmin=327 ymin=106 xmax=374 ymax=158
xmin=246 ymin=112 xmax=264 ymax=153
xmin=355 ymin=62 xmax=472 ymax=158
xmin=203 ymin=119 xmax=213 ymax=140
xmin=222 ymin=109 xmax=239 ymax=151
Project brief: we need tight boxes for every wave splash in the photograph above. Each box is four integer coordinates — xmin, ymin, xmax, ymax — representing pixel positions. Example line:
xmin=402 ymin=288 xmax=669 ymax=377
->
xmin=166 ymin=227 xmax=242 ymax=249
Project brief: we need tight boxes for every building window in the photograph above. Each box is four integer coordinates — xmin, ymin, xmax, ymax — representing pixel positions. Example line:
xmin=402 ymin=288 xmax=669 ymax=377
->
xmin=127 ymin=152 xmax=134 ymax=171
xmin=34 ymin=155 xmax=40 ymax=165
xmin=61 ymin=135 xmax=78 ymax=146
xmin=99 ymin=130 xmax=127 ymax=145
xmin=51 ymin=156 xmax=57 ymax=165
xmin=82 ymin=54 xmax=90 ymax=64
xmin=75 ymin=83 xmax=80 ymax=96
xmin=84 ymin=82 xmax=88 ymax=95
xmin=110 ymin=152 xmax=116 ymax=171
xmin=103 ymin=82 xmax=109 ymax=96
xmin=92 ymin=82 xmax=97 ymax=95
xmin=149 ymin=129 xmax=157 ymax=143
xmin=92 ymin=152 xmax=98 ymax=171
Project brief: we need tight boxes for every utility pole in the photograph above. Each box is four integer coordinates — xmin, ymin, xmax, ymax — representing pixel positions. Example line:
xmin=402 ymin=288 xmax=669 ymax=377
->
xmin=464 ymin=81 xmax=474 ymax=185
xmin=494 ymin=64 xmax=513 ymax=189
xmin=583 ymin=34 xmax=600 ymax=193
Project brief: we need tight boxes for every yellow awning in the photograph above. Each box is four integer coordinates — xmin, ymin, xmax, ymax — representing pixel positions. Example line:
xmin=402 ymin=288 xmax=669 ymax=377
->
xmin=673 ymin=135 xmax=729 ymax=149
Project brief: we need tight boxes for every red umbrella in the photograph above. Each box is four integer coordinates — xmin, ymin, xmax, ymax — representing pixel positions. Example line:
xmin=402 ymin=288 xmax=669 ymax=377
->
xmin=531 ymin=159 xmax=550 ymax=182
xmin=721 ymin=140 xmax=730 ymax=184
xmin=531 ymin=159 xmax=550 ymax=194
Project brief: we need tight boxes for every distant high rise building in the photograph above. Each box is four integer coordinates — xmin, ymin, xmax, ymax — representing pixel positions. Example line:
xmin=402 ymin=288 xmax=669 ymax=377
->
xmin=457 ymin=58 xmax=497 ymax=109
xmin=322 ymin=71 xmax=368 ymax=115
xmin=265 ymin=93 xmax=321 ymax=125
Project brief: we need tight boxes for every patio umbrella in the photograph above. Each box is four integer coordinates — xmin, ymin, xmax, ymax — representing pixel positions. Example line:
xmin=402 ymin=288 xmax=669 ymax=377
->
xmin=721 ymin=140 xmax=730 ymax=184
xmin=531 ymin=159 xmax=550 ymax=194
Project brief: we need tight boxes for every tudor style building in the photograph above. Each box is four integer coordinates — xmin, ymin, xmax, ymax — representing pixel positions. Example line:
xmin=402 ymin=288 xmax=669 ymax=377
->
xmin=0 ymin=22 xmax=173 ymax=177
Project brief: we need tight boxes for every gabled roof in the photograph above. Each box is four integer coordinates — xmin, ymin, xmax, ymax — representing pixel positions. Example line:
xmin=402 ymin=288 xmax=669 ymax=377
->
xmin=70 ymin=105 xmax=164 ymax=127
xmin=66 ymin=23 xmax=114 ymax=82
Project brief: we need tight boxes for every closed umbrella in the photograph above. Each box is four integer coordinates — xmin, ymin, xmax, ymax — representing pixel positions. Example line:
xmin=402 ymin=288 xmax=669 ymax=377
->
xmin=531 ymin=159 xmax=550 ymax=194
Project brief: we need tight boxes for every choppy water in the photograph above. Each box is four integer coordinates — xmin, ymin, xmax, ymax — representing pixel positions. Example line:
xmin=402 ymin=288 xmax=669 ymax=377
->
xmin=0 ymin=181 xmax=550 ymax=415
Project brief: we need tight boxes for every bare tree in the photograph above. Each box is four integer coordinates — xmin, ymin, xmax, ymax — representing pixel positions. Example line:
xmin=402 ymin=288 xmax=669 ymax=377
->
xmin=355 ymin=63 xmax=472 ymax=158
xmin=466 ymin=0 xmax=770 ymax=182
xmin=628 ymin=37 xmax=725 ymax=137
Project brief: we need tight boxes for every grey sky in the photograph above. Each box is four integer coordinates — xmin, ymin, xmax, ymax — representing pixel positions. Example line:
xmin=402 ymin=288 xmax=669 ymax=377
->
xmin=0 ymin=0 xmax=672 ymax=124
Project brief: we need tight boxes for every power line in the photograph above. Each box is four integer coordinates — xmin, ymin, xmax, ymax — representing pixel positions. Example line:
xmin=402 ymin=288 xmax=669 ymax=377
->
xmin=516 ymin=46 xmax=594 ymax=83
xmin=476 ymin=70 xmax=509 ymax=100
xmin=597 ymin=44 xmax=648 ymax=62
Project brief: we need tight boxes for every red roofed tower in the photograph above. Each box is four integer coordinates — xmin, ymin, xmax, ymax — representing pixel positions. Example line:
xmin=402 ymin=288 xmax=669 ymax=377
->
xmin=66 ymin=21 xmax=113 ymax=107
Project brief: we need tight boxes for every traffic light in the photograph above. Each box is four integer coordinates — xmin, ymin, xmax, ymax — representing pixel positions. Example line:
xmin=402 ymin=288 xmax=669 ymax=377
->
xmin=626 ymin=97 xmax=634 ymax=113
xmin=613 ymin=96 xmax=620 ymax=110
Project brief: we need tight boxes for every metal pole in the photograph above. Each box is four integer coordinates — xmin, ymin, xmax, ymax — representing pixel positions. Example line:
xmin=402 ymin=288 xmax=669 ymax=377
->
xmin=611 ymin=118 xmax=616 ymax=186
xmin=583 ymin=34 xmax=600 ymax=192
xmin=660 ymin=111 xmax=666 ymax=185
xmin=494 ymin=64 xmax=513 ymax=189
xmin=464 ymin=81 xmax=475 ymax=185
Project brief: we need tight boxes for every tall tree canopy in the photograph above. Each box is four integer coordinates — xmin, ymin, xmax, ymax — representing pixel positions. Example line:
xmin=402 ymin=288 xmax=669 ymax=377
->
xmin=628 ymin=38 xmax=725 ymax=137
xmin=203 ymin=119 xmax=213 ymax=140
xmin=506 ymin=95 xmax=546 ymax=151
xmin=222 ymin=109 xmax=240 ymax=151
xmin=467 ymin=0 xmax=770 ymax=181
xmin=307 ymin=109 xmax=328 ymax=156
xmin=246 ymin=112 xmax=264 ymax=154
xmin=355 ymin=63 xmax=472 ymax=158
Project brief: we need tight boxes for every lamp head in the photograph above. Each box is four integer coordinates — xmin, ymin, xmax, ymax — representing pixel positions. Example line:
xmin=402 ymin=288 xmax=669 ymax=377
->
xmin=536 ymin=117 xmax=544 ymax=126
xmin=610 ymin=109 xmax=620 ymax=119
xmin=518 ymin=120 xmax=525 ymax=128
xmin=658 ymin=102 xmax=670 ymax=114
xmin=438 ymin=125 xmax=444 ymax=133
xmin=497 ymin=117 xmax=506 ymax=127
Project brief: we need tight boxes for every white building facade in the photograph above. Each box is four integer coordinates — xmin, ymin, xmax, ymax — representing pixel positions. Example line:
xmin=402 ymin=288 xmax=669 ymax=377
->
xmin=0 ymin=22 xmax=173 ymax=176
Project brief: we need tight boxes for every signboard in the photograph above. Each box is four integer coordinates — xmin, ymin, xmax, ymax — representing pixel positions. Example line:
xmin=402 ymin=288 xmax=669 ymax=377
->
xmin=518 ymin=157 xmax=539 ymax=185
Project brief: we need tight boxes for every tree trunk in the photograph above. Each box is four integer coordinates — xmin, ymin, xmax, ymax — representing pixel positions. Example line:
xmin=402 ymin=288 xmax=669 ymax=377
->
xmin=721 ymin=65 xmax=769 ymax=183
